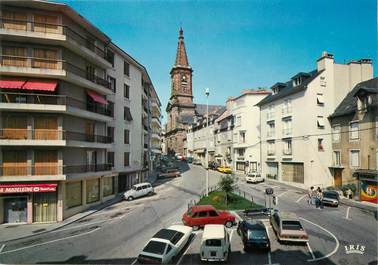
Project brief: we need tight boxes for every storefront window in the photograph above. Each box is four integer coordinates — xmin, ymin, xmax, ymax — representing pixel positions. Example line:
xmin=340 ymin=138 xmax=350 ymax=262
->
xmin=103 ymin=176 xmax=114 ymax=197
xmin=86 ymin=179 xmax=100 ymax=203
xmin=65 ymin=181 xmax=82 ymax=209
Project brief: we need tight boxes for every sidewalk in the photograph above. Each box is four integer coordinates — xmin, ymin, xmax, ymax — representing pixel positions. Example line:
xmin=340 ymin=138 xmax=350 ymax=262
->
xmin=0 ymin=195 xmax=123 ymax=243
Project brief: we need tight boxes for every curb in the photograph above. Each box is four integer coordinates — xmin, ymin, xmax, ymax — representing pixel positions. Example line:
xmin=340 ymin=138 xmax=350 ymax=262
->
xmin=339 ymin=199 xmax=377 ymax=215
xmin=0 ymin=195 xmax=123 ymax=244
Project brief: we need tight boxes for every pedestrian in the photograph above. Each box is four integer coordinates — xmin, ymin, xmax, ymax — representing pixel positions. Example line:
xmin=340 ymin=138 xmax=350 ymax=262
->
xmin=316 ymin=187 xmax=323 ymax=209
xmin=308 ymin=186 xmax=314 ymax=205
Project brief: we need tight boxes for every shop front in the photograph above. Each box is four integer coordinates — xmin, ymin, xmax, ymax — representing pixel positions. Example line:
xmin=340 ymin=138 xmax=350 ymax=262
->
xmin=354 ymin=170 xmax=378 ymax=204
xmin=0 ymin=183 xmax=58 ymax=224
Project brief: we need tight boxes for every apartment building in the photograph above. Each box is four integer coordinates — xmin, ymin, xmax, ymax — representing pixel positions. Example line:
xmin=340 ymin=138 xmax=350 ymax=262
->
xmin=257 ymin=51 xmax=373 ymax=189
xmin=329 ymin=78 xmax=377 ymax=203
xmin=232 ymin=89 xmax=271 ymax=173
xmin=150 ymin=88 xmax=162 ymax=170
xmin=0 ymin=1 xmax=160 ymax=224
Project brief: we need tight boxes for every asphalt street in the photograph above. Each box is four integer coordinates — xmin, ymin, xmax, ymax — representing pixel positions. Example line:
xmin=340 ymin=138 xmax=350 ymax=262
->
xmin=0 ymin=163 xmax=376 ymax=265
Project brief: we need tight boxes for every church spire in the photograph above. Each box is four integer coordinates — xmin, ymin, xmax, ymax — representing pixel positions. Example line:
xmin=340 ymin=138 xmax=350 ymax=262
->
xmin=174 ymin=27 xmax=189 ymax=67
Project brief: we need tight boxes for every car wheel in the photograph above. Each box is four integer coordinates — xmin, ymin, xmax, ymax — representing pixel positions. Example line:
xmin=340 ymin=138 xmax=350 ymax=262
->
xmin=127 ymin=196 xmax=134 ymax=201
xmin=225 ymin=221 xmax=233 ymax=228
xmin=193 ymin=225 xmax=200 ymax=231
xmin=148 ymin=191 xmax=153 ymax=196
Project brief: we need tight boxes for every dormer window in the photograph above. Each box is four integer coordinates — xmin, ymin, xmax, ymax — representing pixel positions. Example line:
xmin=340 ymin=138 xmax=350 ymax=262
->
xmin=357 ymin=96 xmax=370 ymax=112
xmin=293 ymin=77 xmax=301 ymax=87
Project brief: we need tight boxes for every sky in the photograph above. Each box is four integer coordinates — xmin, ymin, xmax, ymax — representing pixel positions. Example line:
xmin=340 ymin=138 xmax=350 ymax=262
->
xmin=61 ymin=0 xmax=376 ymax=122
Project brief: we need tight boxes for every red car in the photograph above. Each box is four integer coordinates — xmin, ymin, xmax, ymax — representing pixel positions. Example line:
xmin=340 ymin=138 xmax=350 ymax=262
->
xmin=182 ymin=205 xmax=236 ymax=230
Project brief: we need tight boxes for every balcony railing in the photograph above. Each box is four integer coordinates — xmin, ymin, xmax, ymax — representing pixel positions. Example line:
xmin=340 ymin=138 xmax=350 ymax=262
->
xmin=0 ymin=164 xmax=61 ymax=176
xmin=0 ymin=129 xmax=112 ymax=143
xmin=63 ymin=164 xmax=112 ymax=174
xmin=0 ymin=17 xmax=109 ymax=61
xmin=282 ymin=128 xmax=292 ymax=136
xmin=0 ymin=92 xmax=113 ymax=117
xmin=0 ymin=55 xmax=111 ymax=91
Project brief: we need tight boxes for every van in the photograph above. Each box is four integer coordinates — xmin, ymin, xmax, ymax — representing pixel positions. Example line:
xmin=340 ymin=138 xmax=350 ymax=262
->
xmin=200 ymin=224 xmax=231 ymax=262
xmin=123 ymin=182 xmax=154 ymax=201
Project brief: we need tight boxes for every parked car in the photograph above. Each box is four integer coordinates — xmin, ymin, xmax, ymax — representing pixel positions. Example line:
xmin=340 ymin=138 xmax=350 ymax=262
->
xmin=138 ymin=225 xmax=192 ymax=264
xmin=193 ymin=159 xmax=202 ymax=165
xmin=158 ymin=168 xmax=181 ymax=178
xmin=322 ymin=190 xmax=339 ymax=207
xmin=217 ymin=166 xmax=232 ymax=174
xmin=246 ymin=172 xmax=264 ymax=183
xmin=176 ymin=154 xmax=183 ymax=160
xmin=237 ymin=220 xmax=270 ymax=251
xmin=270 ymin=211 xmax=308 ymax=243
xmin=200 ymin=224 xmax=231 ymax=262
xmin=208 ymin=161 xmax=219 ymax=170
xmin=124 ymin=182 xmax=154 ymax=201
xmin=187 ymin=157 xmax=193 ymax=163
xmin=182 ymin=205 xmax=235 ymax=231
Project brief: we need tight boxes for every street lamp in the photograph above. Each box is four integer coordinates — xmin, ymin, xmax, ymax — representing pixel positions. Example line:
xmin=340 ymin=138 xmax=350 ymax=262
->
xmin=205 ymin=88 xmax=210 ymax=196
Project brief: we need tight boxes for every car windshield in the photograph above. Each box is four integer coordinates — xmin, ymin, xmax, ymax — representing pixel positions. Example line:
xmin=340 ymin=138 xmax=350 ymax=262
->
xmin=324 ymin=192 xmax=338 ymax=199
xmin=282 ymin=220 xmax=303 ymax=230
xmin=131 ymin=186 xmax=137 ymax=190
xmin=248 ymin=229 xmax=267 ymax=240
xmin=142 ymin=241 xmax=167 ymax=255
xmin=205 ymin=239 xmax=222 ymax=246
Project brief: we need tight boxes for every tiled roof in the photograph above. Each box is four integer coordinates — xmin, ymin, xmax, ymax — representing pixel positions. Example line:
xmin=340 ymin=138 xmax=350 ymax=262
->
xmin=195 ymin=104 xmax=225 ymax=117
xmin=330 ymin=77 xmax=378 ymax=118
xmin=256 ymin=69 xmax=324 ymax=106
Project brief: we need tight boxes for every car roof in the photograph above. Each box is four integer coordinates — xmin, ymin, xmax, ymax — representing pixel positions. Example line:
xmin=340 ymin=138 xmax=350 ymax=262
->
xmin=133 ymin=182 xmax=151 ymax=187
xmin=243 ymin=220 xmax=265 ymax=230
xmin=191 ymin=205 xmax=216 ymax=212
xmin=323 ymin=190 xmax=339 ymax=195
xmin=152 ymin=227 xmax=189 ymax=244
xmin=167 ymin=225 xmax=192 ymax=234
xmin=202 ymin=224 xmax=225 ymax=239
xmin=277 ymin=211 xmax=298 ymax=220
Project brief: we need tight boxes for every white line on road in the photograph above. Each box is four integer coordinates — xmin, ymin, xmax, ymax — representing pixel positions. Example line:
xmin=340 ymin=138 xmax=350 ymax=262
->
xmin=130 ymin=258 xmax=138 ymax=265
xmin=0 ymin=244 xmax=5 ymax=253
xmin=296 ymin=194 xmax=307 ymax=203
xmin=0 ymin=227 xmax=101 ymax=255
xmin=277 ymin=190 xmax=290 ymax=197
xmin=267 ymin=252 xmax=272 ymax=264
xmin=306 ymin=242 xmax=316 ymax=260
xmin=176 ymin=234 xmax=197 ymax=265
xmin=299 ymin=217 xmax=340 ymax=262
xmin=345 ymin=207 xmax=351 ymax=220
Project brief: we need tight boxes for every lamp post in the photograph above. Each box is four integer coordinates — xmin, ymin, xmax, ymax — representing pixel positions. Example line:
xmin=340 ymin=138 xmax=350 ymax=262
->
xmin=205 ymin=88 xmax=210 ymax=196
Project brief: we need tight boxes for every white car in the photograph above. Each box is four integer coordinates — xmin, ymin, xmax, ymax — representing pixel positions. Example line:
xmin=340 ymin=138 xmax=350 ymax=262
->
xmin=138 ymin=225 xmax=192 ymax=264
xmin=200 ymin=224 xmax=231 ymax=262
xmin=246 ymin=173 xmax=264 ymax=183
xmin=123 ymin=182 xmax=154 ymax=201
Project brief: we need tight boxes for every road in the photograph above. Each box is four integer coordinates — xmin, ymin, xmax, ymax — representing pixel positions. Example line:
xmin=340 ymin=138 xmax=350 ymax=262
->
xmin=0 ymin=163 xmax=376 ymax=265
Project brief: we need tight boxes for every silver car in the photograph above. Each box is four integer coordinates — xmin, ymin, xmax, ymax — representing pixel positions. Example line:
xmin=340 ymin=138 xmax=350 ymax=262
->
xmin=322 ymin=191 xmax=339 ymax=207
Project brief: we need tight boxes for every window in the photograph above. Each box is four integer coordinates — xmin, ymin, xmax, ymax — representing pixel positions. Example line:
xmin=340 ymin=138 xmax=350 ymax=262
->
xmin=103 ymin=176 xmax=114 ymax=197
xmin=2 ymin=11 xmax=27 ymax=30
xmin=332 ymin=125 xmax=341 ymax=143
xmin=166 ymin=245 xmax=172 ymax=254
xmin=267 ymin=105 xmax=275 ymax=120
xmin=107 ymin=152 xmax=114 ymax=167
xmin=124 ymin=129 xmax=130 ymax=144
xmin=267 ymin=141 xmax=275 ymax=155
xmin=239 ymin=131 xmax=246 ymax=143
xmin=350 ymin=150 xmax=360 ymax=168
xmin=198 ymin=211 xmax=208 ymax=217
xmin=376 ymin=117 xmax=378 ymax=138
xmin=106 ymin=49 xmax=114 ymax=67
xmin=333 ymin=151 xmax=341 ymax=166
xmin=65 ymin=181 xmax=82 ymax=208
xmin=318 ymin=138 xmax=324 ymax=151
xmin=86 ymin=178 xmax=100 ymax=203
xmin=282 ymin=99 xmax=292 ymax=115
xmin=237 ymin=148 xmax=245 ymax=157
xmin=107 ymin=126 xmax=114 ymax=142
xmin=317 ymin=93 xmax=325 ymax=105
xmin=124 ymin=61 xmax=130 ymax=76
xmin=33 ymin=48 xmax=58 ymax=69
xmin=283 ymin=139 xmax=292 ymax=155
xmin=124 ymin=84 xmax=130 ymax=99
xmin=236 ymin=116 xmax=241 ymax=126
xmin=209 ymin=210 xmax=218 ymax=217
xmin=250 ymin=162 xmax=258 ymax=172
xmin=124 ymin=152 xmax=130 ymax=166
xmin=317 ymin=116 xmax=325 ymax=128
xmin=349 ymin=122 xmax=359 ymax=140
xmin=267 ymin=122 xmax=275 ymax=137
xmin=108 ymin=76 xmax=116 ymax=92
xmin=34 ymin=14 xmax=58 ymax=33
xmin=2 ymin=46 xmax=27 ymax=67
xmin=282 ymin=119 xmax=292 ymax=136
xmin=124 ymin=107 xmax=133 ymax=121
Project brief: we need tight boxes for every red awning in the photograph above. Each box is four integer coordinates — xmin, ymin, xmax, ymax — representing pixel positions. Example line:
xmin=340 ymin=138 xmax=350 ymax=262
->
xmin=0 ymin=183 xmax=57 ymax=194
xmin=87 ymin=90 xmax=108 ymax=105
xmin=0 ymin=80 xmax=26 ymax=89
xmin=23 ymin=81 xmax=57 ymax=91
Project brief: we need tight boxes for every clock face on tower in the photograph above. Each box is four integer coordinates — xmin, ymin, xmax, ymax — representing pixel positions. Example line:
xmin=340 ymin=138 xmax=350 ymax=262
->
xmin=181 ymin=74 xmax=188 ymax=92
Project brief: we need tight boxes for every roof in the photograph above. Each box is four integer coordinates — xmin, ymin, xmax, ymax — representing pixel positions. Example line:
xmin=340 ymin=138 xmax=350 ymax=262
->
xmin=202 ymin=224 xmax=225 ymax=240
xmin=215 ymin=109 xmax=232 ymax=123
xmin=256 ymin=69 xmax=324 ymax=106
xmin=133 ymin=182 xmax=151 ymax=187
xmin=243 ymin=220 xmax=265 ymax=230
xmin=174 ymin=28 xmax=190 ymax=68
xmin=232 ymin=89 xmax=271 ymax=101
xmin=153 ymin=225 xmax=191 ymax=243
xmin=195 ymin=104 xmax=225 ymax=117
xmin=330 ymin=77 xmax=378 ymax=118
xmin=191 ymin=205 xmax=215 ymax=212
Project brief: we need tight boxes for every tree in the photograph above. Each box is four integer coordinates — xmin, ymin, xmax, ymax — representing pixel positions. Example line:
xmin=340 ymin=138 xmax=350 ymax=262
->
xmin=219 ymin=174 xmax=235 ymax=206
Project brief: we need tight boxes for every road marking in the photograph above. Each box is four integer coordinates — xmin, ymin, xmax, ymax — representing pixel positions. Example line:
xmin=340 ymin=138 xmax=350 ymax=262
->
xmin=231 ymin=210 xmax=243 ymax=222
xmin=0 ymin=244 xmax=5 ymax=253
xmin=130 ymin=258 xmax=138 ymax=265
xmin=306 ymin=242 xmax=316 ymax=260
xmin=229 ymin=229 xmax=234 ymax=242
xmin=345 ymin=207 xmax=351 ymax=220
xmin=267 ymin=251 xmax=272 ymax=264
xmin=277 ymin=190 xmax=290 ymax=197
xmin=176 ymin=234 xmax=197 ymax=265
xmin=299 ymin=217 xmax=339 ymax=262
xmin=296 ymin=194 xmax=307 ymax=203
xmin=0 ymin=227 xmax=101 ymax=255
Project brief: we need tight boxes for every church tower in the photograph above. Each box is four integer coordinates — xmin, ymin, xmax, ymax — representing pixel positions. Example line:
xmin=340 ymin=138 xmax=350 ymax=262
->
xmin=166 ymin=28 xmax=196 ymax=155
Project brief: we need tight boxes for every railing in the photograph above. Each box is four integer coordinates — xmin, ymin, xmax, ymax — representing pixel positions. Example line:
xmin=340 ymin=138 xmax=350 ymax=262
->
xmin=65 ymin=131 xmax=112 ymax=143
xmin=0 ymin=17 xmax=108 ymax=60
xmin=63 ymin=164 xmax=112 ymax=174
xmin=0 ymin=164 xmax=61 ymax=176
xmin=0 ymin=55 xmax=111 ymax=90
xmin=0 ymin=92 xmax=113 ymax=117
xmin=282 ymin=128 xmax=292 ymax=136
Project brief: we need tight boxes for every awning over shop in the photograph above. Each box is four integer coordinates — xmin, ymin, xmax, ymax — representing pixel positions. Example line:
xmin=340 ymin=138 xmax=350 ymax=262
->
xmin=0 ymin=183 xmax=57 ymax=194
xmin=0 ymin=80 xmax=57 ymax=91
xmin=87 ymin=90 xmax=108 ymax=105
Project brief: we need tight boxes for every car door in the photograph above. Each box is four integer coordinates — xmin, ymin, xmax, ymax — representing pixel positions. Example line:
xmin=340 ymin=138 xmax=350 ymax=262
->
xmin=195 ymin=211 xmax=209 ymax=226
xmin=208 ymin=210 xmax=221 ymax=224
xmin=135 ymin=186 xmax=143 ymax=198
xmin=141 ymin=185 xmax=148 ymax=196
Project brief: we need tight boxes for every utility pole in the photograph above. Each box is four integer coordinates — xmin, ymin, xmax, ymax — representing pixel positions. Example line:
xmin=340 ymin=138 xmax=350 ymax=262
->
xmin=205 ymin=88 xmax=210 ymax=196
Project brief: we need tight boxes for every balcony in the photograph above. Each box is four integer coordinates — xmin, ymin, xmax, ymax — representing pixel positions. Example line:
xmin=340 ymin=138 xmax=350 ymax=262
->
xmin=266 ymin=112 xmax=275 ymax=121
xmin=267 ymin=150 xmax=275 ymax=156
xmin=0 ymin=18 xmax=112 ymax=68
xmin=282 ymin=128 xmax=292 ymax=137
xmin=282 ymin=106 xmax=293 ymax=117
xmin=63 ymin=164 xmax=112 ymax=174
xmin=0 ymin=92 xmax=113 ymax=121
xmin=0 ymin=55 xmax=112 ymax=94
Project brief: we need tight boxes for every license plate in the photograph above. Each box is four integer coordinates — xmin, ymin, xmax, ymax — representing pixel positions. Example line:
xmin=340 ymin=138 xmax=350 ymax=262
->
xmin=210 ymin=251 xmax=216 ymax=257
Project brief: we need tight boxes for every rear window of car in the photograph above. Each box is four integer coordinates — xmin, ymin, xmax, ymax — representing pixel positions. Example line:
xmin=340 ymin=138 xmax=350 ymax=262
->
xmin=248 ymin=229 xmax=267 ymax=240
xmin=205 ymin=239 xmax=222 ymax=247
xmin=282 ymin=220 xmax=303 ymax=230
xmin=143 ymin=241 xmax=166 ymax=255
xmin=324 ymin=192 xmax=338 ymax=199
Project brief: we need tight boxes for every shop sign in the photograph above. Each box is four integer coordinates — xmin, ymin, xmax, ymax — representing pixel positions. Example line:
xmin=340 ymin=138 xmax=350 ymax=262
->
xmin=360 ymin=180 xmax=377 ymax=203
xmin=0 ymin=184 xmax=57 ymax=194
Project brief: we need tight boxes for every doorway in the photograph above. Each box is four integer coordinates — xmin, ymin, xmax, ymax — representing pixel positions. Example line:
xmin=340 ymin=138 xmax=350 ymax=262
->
xmin=4 ymin=197 xmax=27 ymax=223
xmin=334 ymin=169 xmax=342 ymax=187
xmin=33 ymin=192 xmax=57 ymax=223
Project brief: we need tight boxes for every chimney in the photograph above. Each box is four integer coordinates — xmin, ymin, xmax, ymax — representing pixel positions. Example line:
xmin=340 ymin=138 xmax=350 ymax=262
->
xmin=317 ymin=51 xmax=334 ymax=72
xmin=226 ymin=97 xmax=234 ymax=110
